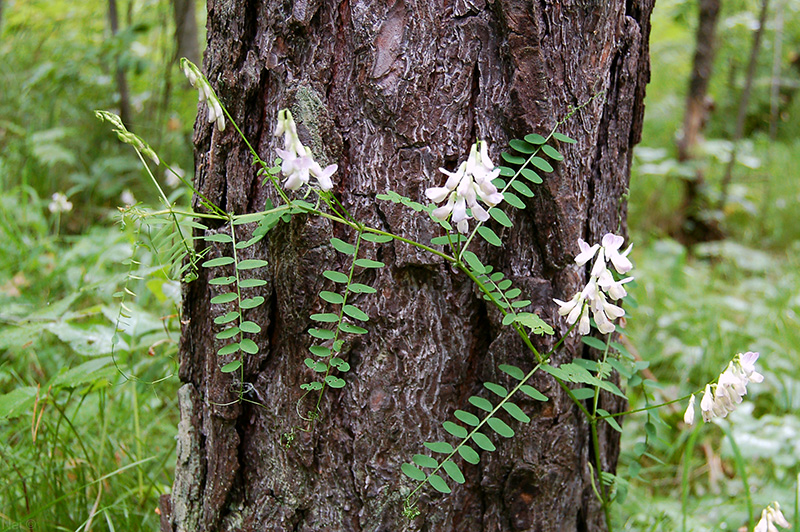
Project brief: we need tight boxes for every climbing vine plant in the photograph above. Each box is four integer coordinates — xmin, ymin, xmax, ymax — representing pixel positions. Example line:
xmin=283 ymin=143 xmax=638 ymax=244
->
xmin=96 ymin=60 xmax=777 ymax=531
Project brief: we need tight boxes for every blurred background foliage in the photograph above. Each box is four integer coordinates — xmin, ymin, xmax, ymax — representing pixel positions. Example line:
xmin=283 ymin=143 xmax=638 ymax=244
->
xmin=0 ymin=0 xmax=799 ymax=530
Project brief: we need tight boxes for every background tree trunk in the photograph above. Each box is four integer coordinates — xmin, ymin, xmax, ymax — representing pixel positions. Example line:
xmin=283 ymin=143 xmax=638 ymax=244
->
xmin=107 ymin=0 xmax=133 ymax=130
xmin=161 ymin=1 xmax=654 ymax=531
xmin=171 ymin=0 xmax=200 ymax=66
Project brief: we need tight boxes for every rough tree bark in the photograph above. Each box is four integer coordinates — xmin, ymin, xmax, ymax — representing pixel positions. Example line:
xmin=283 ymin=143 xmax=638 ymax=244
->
xmin=160 ymin=1 xmax=654 ymax=531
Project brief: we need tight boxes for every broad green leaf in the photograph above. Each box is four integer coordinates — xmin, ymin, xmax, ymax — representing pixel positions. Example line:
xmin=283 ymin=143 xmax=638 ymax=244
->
xmin=239 ymin=321 xmax=261 ymax=334
xmin=454 ymin=410 xmax=480 ymax=426
xmin=509 ymin=139 xmax=535 ymax=154
xmin=343 ymin=305 xmax=369 ymax=321
xmin=412 ymin=454 xmax=438 ymax=469
xmin=330 ymin=238 xmax=355 ymax=255
xmin=348 ymin=283 xmax=376 ymax=294
xmin=209 ymin=276 xmax=236 ymax=285
xmin=311 ymin=313 xmax=339 ymax=323
xmin=319 ymin=291 xmax=344 ymax=305
xmin=323 ymin=270 xmax=349 ymax=284
xmin=524 ymin=133 xmax=546 ymax=144
xmin=530 ymin=157 xmax=554 ymax=173
xmin=498 ymin=364 xmax=525 ymax=380
xmin=211 ymin=292 xmax=238 ymax=304
xmin=310 ymin=345 xmax=331 ymax=357
xmin=511 ymin=180 xmax=534 ymax=197
xmin=240 ymin=339 xmax=259 ymax=354
xmin=542 ymin=144 xmax=564 ymax=161
xmin=204 ymin=233 xmax=233 ymax=243
xmin=502 ymin=402 xmax=531 ymax=423
xmin=339 ymin=322 xmax=368 ymax=334
xmin=214 ymin=311 xmax=239 ymax=324
xmin=427 ymin=474 xmax=451 ymax=494
xmin=361 ymin=233 xmax=393 ymax=243
xmin=0 ymin=387 xmax=37 ymax=420
xmin=424 ymin=441 xmax=454 ymax=454
xmin=483 ymin=382 xmax=508 ymax=397
xmin=309 ymin=328 xmax=335 ymax=340
xmin=503 ymin=192 xmax=526 ymax=209
xmin=501 ymin=152 xmax=526 ymax=165
xmin=216 ymin=326 xmax=240 ymax=340
xmin=469 ymin=396 xmax=494 ymax=412
xmin=325 ymin=376 xmax=346 ymax=388
xmin=553 ymin=131 xmax=577 ymax=144
xmin=458 ymin=445 xmax=480 ymax=464
xmin=571 ymin=388 xmax=596 ymax=400
xmin=237 ymin=259 xmax=269 ymax=270
xmin=202 ymin=257 xmax=235 ymax=268
xmin=520 ymin=384 xmax=548 ymax=401
xmin=477 ymin=226 xmax=502 ymax=247
xmin=354 ymin=258 xmax=385 ymax=269
xmin=218 ymin=343 xmax=240 ymax=356
xmin=581 ymin=336 xmax=608 ymax=350
xmin=462 ymin=251 xmax=484 ymax=273
xmin=220 ymin=360 xmax=242 ymax=373
xmin=443 ymin=421 xmax=468 ymax=439
xmin=401 ymin=463 xmax=426 ymax=481
xmin=240 ymin=296 xmax=265 ymax=309
xmin=487 ymin=418 xmax=515 ymax=438
xmin=521 ymin=168 xmax=543 ymax=183
xmin=238 ymin=278 xmax=268 ymax=288
xmin=471 ymin=431 xmax=496 ymax=451
xmin=489 ymin=209 xmax=512 ymax=228
xmin=442 ymin=461 xmax=465 ymax=484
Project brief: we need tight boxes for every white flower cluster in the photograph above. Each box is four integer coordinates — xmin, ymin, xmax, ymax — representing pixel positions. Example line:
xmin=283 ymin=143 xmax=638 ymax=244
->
xmin=755 ymin=502 xmax=790 ymax=532
xmin=425 ymin=141 xmax=504 ymax=234
xmin=181 ymin=59 xmax=225 ymax=132
xmin=553 ymin=233 xmax=633 ymax=335
xmin=683 ymin=351 xmax=764 ymax=425
xmin=274 ymin=109 xmax=337 ymax=192
xmin=48 ymin=192 xmax=73 ymax=214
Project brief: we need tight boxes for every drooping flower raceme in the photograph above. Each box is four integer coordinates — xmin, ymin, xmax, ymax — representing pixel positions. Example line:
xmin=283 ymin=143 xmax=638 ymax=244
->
xmin=754 ymin=502 xmax=790 ymax=532
xmin=181 ymin=58 xmax=225 ymax=132
xmin=683 ymin=352 xmax=764 ymax=425
xmin=425 ymin=141 xmax=504 ymax=234
xmin=553 ymin=233 xmax=633 ymax=335
xmin=273 ymin=109 xmax=337 ymax=192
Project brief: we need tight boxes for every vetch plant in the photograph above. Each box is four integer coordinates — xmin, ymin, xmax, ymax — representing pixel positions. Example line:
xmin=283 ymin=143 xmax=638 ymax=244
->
xmin=754 ymin=502 xmax=791 ymax=532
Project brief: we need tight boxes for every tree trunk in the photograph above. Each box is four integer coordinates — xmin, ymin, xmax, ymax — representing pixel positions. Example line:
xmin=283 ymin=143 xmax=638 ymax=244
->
xmin=108 ymin=0 xmax=133 ymax=130
xmin=171 ymin=0 xmax=200 ymax=66
xmin=161 ymin=1 xmax=654 ymax=531
xmin=675 ymin=0 xmax=723 ymax=246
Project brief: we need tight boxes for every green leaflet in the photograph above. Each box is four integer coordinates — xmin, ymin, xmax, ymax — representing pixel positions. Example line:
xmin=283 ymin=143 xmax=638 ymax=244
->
xmin=498 ymin=364 xmax=525 ymax=380
xmin=412 ymin=454 xmax=438 ymax=468
xmin=471 ymin=431 xmax=496 ymax=452
xmin=401 ymin=463 xmax=426 ymax=481
xmin=427 ymin=474 xmax=451 ymax=494
xmin=487 ymin=418 xmax=515 ymax=438
xmin=454 ymin=410 xmax=480 ymax=426
xmin=220 ymin=360 xmax=242 ymax=373
xmin=483 ymin=382 xmax=508 ymax=397
xmin=424 ymin=441 xmax=454 ymax=454
xmin=442 ymin=461 xmax=465 ymax=484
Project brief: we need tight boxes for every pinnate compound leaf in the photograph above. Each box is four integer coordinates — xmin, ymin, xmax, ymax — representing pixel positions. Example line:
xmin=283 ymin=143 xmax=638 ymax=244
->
xmin=502 ymin=402 xmax=531 ymax=423
xmin=325 ymin=375 xmax=346 ymax=388
xmin=483 ymin=382 xmax=508 ymax=398
xmin=343 ymin=305 xmax=369 ymax=321
xmin=220 ymin=360 xmax=242 ymax=373
xmin=487 ymin=418 xmax=515 ymax=438
xmin=218 ymin=343 xmax=240 ymax=356
xmin=323 ymin=270 xmax=349 ymax=283
xmin=458 ymin=445 xmax=480 ymax=464
xmin=471 ymin=431 xmax=496 ymax=451
xmin=442 ymin=421 xmax=468 ymax=439
xmin=319 ymin=291 xmax=344 ymax=304
xmin=498 ymin=364 xmax=525 ymax=380
xmin=401 ymin=463 xmax=427 ymax=481
xmin=519 ymin=385 xmax=548 ymax=403
xmin=424 ymin=441 xmax=454 ymax=454
xmin=240 ymin=296 xmax=265 ymax=309
xmin=202 ymin=257 xmax=235 ymax=268
xmin=239 ymin=321 xmax=261 ymax=334
xmin=237 ymin=259 xmax=269 ymax=270
xmin=238 ymin=279 xmax=267 ymax=288
xmin=214 ymin=311 xmax=239 ymax=324
xmin=348 ymin=283 xmax=376 ymax=294
xmin=211 ymin=292 xmax=238 ymax=304
xmin=553 ymin=131 xmax=577 ymax=144
xmin=503 ymin=192 xmax=526 ymax=209
xmin=311 ymin=313 xmax=339 ymax=323
xmin=477 ymin=226 xmax=502 ymax=247
xmin=210 ymin=276 xmax=236 ymax=285
xmin=330 ymin=238 xmax=355 ymax=255
xmin=469 ymin=396 xmax=494 ymax=412
xmin=454 ymin=410 xmax=480 ymax=426
xmin=427 ymin=474 xmax=451 ymax=494
xmin=412 ymin=454 xmax=438 ymax=469
xmin=442 ymin=461 xmax=465 ymax=484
